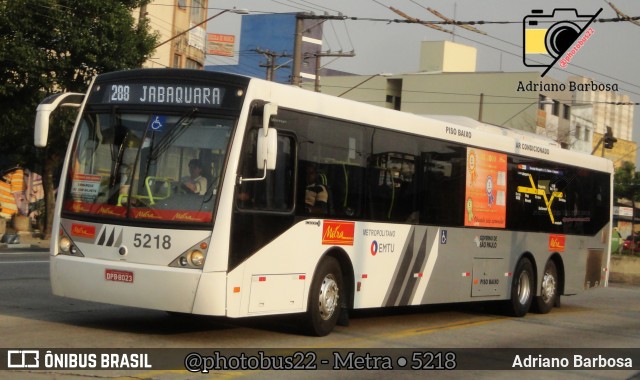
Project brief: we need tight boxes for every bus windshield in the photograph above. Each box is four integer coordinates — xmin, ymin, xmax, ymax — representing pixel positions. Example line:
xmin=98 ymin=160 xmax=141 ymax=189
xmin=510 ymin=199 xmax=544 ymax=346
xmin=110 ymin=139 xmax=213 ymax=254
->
xmin=62 ymin=109 xmax=234 ymax=225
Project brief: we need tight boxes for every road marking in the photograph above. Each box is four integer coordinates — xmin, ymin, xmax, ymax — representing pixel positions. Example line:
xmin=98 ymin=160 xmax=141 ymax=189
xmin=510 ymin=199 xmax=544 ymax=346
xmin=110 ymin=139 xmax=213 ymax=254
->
xmin=308 ymin=315 xmax=507 ymax=349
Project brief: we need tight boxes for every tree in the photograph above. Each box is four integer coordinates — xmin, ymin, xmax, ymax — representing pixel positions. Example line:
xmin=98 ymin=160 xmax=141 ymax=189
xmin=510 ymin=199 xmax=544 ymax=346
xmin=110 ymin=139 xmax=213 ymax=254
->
xmin=614 ymin=161 xmax=640 ymax=246
xmin=0 ymin=0 xmax=158 ymax=236
xmin=614 ymin=161 xmax=640 ymax=202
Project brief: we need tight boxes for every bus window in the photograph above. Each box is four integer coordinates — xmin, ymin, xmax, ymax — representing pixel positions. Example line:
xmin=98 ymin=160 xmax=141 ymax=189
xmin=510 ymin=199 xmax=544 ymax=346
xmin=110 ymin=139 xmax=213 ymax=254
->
xmin=62 ymin=112 xmax=234 ymax=224
xmin=236 ymin=128 xmax=295 ymax=213
xmin=417 ymin=140 xmax=466 ymax=226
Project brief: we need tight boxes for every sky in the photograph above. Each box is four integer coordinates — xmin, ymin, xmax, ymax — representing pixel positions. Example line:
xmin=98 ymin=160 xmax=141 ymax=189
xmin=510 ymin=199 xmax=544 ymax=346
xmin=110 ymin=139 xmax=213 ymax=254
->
xmin=202 ymin=0 xmax=640 ymax=164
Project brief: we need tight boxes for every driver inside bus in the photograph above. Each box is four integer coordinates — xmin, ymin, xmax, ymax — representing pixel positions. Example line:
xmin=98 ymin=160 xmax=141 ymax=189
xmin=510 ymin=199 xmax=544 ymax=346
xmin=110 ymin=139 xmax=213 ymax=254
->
xmin=181 ymin=159 xmax=208 ymax=195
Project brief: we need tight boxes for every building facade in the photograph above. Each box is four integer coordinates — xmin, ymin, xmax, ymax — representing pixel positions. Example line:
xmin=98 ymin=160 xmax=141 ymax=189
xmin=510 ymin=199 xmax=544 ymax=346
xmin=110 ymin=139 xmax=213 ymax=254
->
xmin=135 ymin=0 xmax=208 ymax=69
xmin=205 ymin=13 xmax=326 ymax=84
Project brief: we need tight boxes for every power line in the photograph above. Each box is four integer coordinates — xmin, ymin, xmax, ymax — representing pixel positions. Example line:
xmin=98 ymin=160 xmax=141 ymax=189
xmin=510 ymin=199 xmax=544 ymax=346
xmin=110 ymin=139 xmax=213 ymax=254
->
xmin=182 ymin=3 xmax=640 ymax=99
xmin=291 ymin=8 xmax=640 ymax=94
xmin=369 ymin=2 xmax=640 ymax=95
xmin=319 ymin=83 xmax=639 ymax=105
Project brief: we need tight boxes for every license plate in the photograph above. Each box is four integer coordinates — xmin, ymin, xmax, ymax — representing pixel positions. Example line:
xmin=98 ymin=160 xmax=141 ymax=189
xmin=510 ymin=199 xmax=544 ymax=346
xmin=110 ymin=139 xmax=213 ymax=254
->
xmin=105 ymin=269 xmax=134 ymax=283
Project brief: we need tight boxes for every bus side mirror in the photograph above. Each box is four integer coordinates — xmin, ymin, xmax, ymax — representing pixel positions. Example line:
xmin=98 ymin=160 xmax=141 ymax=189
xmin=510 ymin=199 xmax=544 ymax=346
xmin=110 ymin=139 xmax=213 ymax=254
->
xmin=239 ymin=102 xmax=278 ymax=184
xmin=34 ymin=92 xmax=85 ymax=147
xmin=257 ymin=128 xmax=278 ymax=170
xmin=34 ymin=105 xmax=54 ymax=148
xmin=257 ymin=102 xmax=278 ymax=170
xmin=262 ymin=102 xmax=278 ymax=134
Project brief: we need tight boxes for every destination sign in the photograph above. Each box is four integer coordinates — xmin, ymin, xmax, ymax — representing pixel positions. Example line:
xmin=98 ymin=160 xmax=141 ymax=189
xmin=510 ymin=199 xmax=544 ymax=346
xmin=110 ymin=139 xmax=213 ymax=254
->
xmin=89 ymin=81 xmax=245 ymax=110
xmin=107 ymin=84 xmax=224 ymax=106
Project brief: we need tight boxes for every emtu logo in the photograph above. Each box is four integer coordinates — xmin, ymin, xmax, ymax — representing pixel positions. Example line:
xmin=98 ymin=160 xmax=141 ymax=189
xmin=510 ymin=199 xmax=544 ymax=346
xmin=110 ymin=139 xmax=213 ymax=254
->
xmin=523 ymin=8 xmax=602 ymax=76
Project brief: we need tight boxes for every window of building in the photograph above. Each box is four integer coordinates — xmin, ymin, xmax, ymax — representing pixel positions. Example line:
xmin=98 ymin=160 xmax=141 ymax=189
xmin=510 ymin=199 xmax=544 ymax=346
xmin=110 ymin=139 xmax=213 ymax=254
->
xmin=173 ymin=54 xmax=182 ymax=68
xmin=552 ymin=100 xmax=560 ymax=116
xmin=190 ymin=0 xmax=205 ymax=24
xmin=538 ymin=95 xmax=547 ymax=111
xmin=185 ymin=58 xmax=202 ymax=70
xmin=385 ymin=95 xmax=401 ymax=110
xmin=575 ymin=124 xmax=582 ymax=140
xmin=563 ymin=104 xmax=571 ymax=120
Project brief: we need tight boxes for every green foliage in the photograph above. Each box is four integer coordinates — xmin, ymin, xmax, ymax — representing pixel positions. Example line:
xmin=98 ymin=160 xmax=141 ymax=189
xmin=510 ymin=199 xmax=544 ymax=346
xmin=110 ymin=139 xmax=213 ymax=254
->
xmin=614 ymin=161 xmax=640 ymax=202
xmin=0 ymin=0 xmax=158 ymax=167
xmin=0 ymin=0 xmax=158 ymax=234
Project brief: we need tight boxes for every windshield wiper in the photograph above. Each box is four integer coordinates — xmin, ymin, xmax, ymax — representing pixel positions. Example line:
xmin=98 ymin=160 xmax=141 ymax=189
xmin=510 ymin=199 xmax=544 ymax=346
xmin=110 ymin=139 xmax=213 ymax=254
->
xmin=149 ymin=108 xmax=198 ymax=161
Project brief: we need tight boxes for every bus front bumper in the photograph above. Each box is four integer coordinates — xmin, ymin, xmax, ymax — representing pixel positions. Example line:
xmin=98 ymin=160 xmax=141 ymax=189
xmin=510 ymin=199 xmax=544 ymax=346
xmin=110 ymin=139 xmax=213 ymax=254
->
xmin=50 ymin=255 xmax=226 ymax=315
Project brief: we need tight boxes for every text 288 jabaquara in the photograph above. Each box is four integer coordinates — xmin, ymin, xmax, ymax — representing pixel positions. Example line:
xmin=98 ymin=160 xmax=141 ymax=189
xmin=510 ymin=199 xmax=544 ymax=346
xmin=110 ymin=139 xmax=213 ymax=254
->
xmin=107 ymin=84 xmax=224 ymax=106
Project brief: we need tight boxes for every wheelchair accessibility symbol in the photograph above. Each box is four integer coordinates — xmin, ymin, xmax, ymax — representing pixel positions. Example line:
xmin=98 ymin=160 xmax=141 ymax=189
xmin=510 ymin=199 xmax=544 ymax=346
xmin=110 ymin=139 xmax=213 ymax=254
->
xmin=149 ymin=115 xmax=166 ymax=131
xmin=440 ymin=230 xmax=448 ymax=244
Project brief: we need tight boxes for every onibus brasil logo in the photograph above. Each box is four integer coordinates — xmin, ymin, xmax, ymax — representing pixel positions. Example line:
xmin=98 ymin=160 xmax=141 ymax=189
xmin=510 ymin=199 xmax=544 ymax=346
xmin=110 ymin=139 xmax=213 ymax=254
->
xmin=523 ymin=8 xmax=602 ymax=77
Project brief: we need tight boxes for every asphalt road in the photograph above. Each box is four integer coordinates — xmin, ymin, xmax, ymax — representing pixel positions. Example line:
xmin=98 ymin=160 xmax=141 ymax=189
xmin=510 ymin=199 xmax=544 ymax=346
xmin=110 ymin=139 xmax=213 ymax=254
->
xmin=0 ymin=250 xmax=639 ymax=379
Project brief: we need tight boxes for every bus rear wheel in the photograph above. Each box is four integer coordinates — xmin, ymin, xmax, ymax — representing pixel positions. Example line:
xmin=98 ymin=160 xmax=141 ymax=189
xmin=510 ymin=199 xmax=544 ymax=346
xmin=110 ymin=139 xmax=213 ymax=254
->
xmin=505 ymin=257 xmax=534 ymax=317
xmin=532 ymin=260 xmax=558 ymax=314
xmin=306 ymin=256 xmax=343 ymax=336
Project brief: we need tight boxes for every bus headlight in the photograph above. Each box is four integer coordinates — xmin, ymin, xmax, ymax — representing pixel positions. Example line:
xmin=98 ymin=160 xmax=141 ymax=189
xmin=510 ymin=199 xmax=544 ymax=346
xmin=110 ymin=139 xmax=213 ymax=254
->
xmin=169 ymin=238 xmax=210 ymax=269
xmin=59 ymin=237 xmax=71 ymax=253
xmin=188 ymin=250 xmax=204 ymax=267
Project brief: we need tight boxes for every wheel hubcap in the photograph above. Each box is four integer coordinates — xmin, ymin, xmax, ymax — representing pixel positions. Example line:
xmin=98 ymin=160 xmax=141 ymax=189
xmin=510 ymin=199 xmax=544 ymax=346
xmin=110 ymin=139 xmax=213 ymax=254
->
xmin=517 ymin=271 xmax=531 ymax=305
xmin=541 ymin=272 xmax=556 ymax=303
xmin=318 ymin=274 xmax=339 ymax=320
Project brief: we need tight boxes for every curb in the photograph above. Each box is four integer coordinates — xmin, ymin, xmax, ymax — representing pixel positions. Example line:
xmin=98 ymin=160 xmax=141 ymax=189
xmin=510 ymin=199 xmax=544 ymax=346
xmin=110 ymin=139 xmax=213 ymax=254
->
xmin=0 ymin=242 xmax=50 ymax=252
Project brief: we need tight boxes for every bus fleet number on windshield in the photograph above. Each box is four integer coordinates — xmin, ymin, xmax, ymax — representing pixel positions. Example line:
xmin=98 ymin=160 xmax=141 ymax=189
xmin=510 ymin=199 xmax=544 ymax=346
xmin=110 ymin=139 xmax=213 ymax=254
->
xmin=133 ymin=233 xmax=171 ymax=250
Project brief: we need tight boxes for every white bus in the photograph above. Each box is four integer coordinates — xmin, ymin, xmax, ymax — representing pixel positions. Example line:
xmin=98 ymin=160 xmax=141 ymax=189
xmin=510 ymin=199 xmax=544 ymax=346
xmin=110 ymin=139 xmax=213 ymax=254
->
xmin=35 ymin=69 xmax=613 ymax=336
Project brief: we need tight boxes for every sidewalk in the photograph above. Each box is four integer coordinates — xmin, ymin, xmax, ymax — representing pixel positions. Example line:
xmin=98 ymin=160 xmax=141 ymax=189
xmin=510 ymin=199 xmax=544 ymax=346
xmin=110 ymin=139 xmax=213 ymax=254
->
xmin=0 ymin=231 xmax=50 ymax=251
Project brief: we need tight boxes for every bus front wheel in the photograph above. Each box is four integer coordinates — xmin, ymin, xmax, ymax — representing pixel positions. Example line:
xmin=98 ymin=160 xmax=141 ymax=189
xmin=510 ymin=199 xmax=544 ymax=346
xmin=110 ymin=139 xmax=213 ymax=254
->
xmin=306 ymin=256 xmax=343 ymax=336
xmin=506 ymin=257 xmax=534 ymax=317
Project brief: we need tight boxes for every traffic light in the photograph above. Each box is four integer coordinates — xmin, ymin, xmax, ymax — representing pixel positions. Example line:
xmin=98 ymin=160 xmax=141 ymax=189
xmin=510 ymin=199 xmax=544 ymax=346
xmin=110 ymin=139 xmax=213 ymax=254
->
xmin=604 ymin=126 xmax=617 ymax=149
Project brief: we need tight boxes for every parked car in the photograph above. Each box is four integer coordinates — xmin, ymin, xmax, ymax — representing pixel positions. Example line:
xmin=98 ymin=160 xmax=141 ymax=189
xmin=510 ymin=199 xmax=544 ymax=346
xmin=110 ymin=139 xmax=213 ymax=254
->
xmin=623 ymin=235 xmax=640 ymax=252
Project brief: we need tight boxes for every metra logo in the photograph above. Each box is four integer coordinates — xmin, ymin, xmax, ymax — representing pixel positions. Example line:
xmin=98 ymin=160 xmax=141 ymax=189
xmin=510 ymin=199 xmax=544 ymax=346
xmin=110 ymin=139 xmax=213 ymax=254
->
xmin=133 ymin=210 xmax=163 ymax=219
xmin=96 ymin=205 xmax=125 ymax=217
xmin=71 ymin=224 xmax=95 ymax=239
xmin=549 ymin=234 xmax=566 ymax=252
xmin=70 ymin=202 xmax=91 ymax=213
xmin=172 ymin=212 xmax=199 ymax=221
xmin=322 ymin=221 xmax=355 ymax=246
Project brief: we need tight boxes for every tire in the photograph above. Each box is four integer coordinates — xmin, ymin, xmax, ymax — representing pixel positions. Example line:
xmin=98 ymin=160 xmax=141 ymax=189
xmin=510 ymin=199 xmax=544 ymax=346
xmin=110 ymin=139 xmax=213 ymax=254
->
xmin=532 ymin=260 xmax=558 ymax=314
xmin=505 ymin=257 xmax=534 ymax=317
xmin=306 ymin=256 xmax=343 ymax=336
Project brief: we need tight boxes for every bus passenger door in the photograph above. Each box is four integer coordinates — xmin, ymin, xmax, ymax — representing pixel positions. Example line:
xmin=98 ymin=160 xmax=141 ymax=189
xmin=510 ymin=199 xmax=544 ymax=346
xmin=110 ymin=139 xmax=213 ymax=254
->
xmin=230 ymin=128 xmax=297 ymax=270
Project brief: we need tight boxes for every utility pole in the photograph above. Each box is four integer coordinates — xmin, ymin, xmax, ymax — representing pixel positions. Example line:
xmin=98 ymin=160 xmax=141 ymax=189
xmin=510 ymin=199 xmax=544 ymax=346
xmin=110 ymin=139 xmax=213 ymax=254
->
xmin=292 ymin=15 xmax=306 ymax=86
xmin=254 ymin=48 xmax=291 ymax=81
xmin=312 ymin=51 xmax=355 ymax=92
xmin=292 ymin=12 xmax=354 ymax=87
